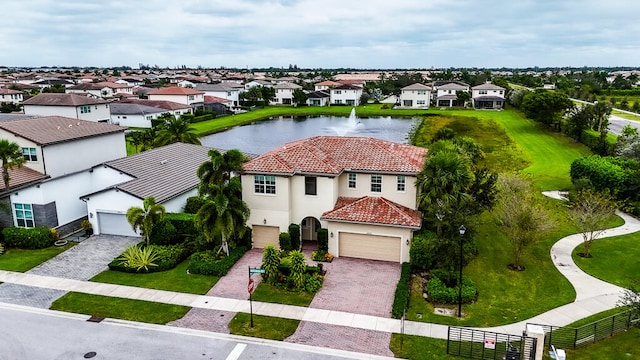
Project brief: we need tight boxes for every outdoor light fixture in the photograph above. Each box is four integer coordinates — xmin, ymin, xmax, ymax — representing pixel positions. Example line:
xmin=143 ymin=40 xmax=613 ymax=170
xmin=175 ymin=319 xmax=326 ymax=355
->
xmin=330 ymin=232 xmax=334 ymax=238
xmin=406 ymin=239 xmax=410 ymax=245
xmin=458 ymin=225 xmax=467 ymax=318
xmin=263 ymin=218 xmax=266 ymax=225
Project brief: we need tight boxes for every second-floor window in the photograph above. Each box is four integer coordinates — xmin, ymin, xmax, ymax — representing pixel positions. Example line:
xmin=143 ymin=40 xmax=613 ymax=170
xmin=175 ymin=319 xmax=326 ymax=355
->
xmin=80 ymin=105 xmax=91 ymax=113
xmin=348 ymin=173 xmax=356 ymax=189
xmin=305 ymin=176 xmax=317 ymax=195
xmin=417 ymin=90 xmax=426 ymax=95
xmin=479 ymin=90 xmax=488 ymax=95
xmin=22 ymin=147 xmax=37 ymax=161
xmin=188 ymin=95 xmax=195 ymax=101
xmin=254 ymin=175 xmax=276 ymax=195
xmin=417 ymin=100 xmax=426 ymax=105
xmin=371 ymin=174 xmax=382 ymax=193
xmin=397 ymin=175 xmax=406 ymax=192
xmin=14 ymin=203 xmax=34 ymax=228
xmin=335 ymin=90 xmax=342 ymax=94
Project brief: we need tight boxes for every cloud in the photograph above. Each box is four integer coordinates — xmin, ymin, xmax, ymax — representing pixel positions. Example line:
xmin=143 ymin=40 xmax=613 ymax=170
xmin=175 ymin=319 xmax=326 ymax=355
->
xmin=1 ymin=0 xmax=640 ymax=68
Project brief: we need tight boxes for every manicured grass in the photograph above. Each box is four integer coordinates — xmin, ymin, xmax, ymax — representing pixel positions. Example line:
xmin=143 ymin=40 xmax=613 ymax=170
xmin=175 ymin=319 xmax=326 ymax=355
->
xmin=50 ymin=292 xmax=190 ymax=324
xmin=228 ymin=312 xmax=299 ymax=341
xmin=0 ymin=243 xmax=75 ymax=272
xmin=572 ymin=231 xmax=640 ymax=289
xmin=562 ymin=328 xmax=640 ymax=360
xmin=565 ymin=307 xmax=630 ymax=328
xmin=389 ymin=334 xmax=455 ymax=360
xmin=90 ymin=260 xmax=219 ymax=294
xmin=251 ymin=282 xmax=315 ymax=307
xmin=612 ymin=109 xmax=640 ymax=121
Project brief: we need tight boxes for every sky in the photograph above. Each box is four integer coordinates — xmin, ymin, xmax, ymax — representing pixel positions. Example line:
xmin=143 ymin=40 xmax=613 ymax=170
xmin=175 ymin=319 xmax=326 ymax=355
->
xmin=1 ymin=0 xmax=640 ymax=69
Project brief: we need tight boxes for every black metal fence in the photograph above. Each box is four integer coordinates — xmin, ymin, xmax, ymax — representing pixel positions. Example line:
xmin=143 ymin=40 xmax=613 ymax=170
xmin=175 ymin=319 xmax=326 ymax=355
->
xmin=528 ymin=310 xmax=634 ymax=350
xmin=447 ymin=326 xmax=537 ymax=360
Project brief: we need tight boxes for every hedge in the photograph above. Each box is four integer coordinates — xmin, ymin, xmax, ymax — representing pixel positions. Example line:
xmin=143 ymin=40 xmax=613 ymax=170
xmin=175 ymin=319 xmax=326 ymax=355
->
xmin=165 ymin=213 xmax=197 ymax=238
xmin=2 ymin=226 xmax=56 ymax=249
xmin=108 ymin=242 xmax=193 ymax=273
xmin=426 ymin=271 xmax=477 ymax=304
xmin=187 ymin=246 xmax=248 ymax=276
xmin=391 ymin=262 xmax=412 ymax=319
xmin=279 ymin=232 xmax=292 ymax=252
xmin=317 ymin=228 xmax=328 ymax=252
xmin=579 ymin=129 xmax=617 ymax=155
xmin=149 ymin=219 xmax=178 ymax=245
xmin=184 ymin=196 xmax=206 ymax=214
xmin=570 ymin=155 xmax=637 ymax=193
xmin=288 ymin=223 xmax=300 ymax=250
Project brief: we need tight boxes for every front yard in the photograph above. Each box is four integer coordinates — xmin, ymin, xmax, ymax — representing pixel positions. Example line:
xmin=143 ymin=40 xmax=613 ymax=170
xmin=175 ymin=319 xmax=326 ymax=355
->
xmin=0 ymin=243 xmax=75 ymax=272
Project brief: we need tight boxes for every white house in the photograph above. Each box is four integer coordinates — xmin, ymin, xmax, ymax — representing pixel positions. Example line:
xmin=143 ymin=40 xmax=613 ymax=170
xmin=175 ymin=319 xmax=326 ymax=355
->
xmin=272 ymin=82 xmax=302 ymax=105
xmin=244 ymin=80 xmax=273 ymax=90
xmin=195 ymin=83 xmax=244 ymax=106
xmin=0 ymin=88 xmax=24 ymax=104
xmin=314 ymin=80 xmax=341 ymax=92
xmin=432 ymin=81 xmax=470 ymax=107
xmin=330 ymin=84 xmax=363 ymax=106
xmin=66 ymin=82 xmax=134 ymax=99
xmin=22 ymin=93 xmax=111 ymax=122
xmin=399 ymin=83 xmax=432 ymax=109
xmin=241 ymin=136 xmax=426 ymax=263
xmin=147 ymin=86 xmax=205 ymax=106
xmin=306 ymin=90 xmax=330 ymax=106
xmin=119 ymin=99 xmax=193 ymax=118
xmin=109 ymin=103 xmax=167 ymax=128
xmin=471 ymin=83 xmax=506 ymax=109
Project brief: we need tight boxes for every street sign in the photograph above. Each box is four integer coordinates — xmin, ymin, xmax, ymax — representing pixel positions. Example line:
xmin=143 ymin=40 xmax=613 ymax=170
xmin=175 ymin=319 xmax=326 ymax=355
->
xmin=248 ymin=278 xmax=255 ymax=294
xmin=249 ymin=267 xmax=266 ymax=275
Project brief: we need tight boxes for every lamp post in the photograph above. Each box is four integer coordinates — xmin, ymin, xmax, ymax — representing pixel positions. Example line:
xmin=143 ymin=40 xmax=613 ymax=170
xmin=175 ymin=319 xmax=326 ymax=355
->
xmin=458 ymin=224 xmax=466 ymax=318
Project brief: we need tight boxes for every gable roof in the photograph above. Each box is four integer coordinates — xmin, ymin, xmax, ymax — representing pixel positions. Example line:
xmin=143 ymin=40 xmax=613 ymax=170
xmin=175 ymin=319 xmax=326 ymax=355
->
xmin=334 ymin=84 xmax=362 ymax=90
xmin=204 ymin=95 xmax=233 ymax=104
xmin=0 ymin=88 xmax=22 ymax=95
xmin=274 ymin=82 xmax=302 ymax=90
xmin=307 ymin=90 xmax=330 ymax=99
xmin=22 ymin=93 xmax=107 ymax=106
xmin=67 ymin=82 xmax=131 ymax=91
xmin=438 ymin=83 xmax=468 ymax=91
xmin=120 ymin=99 xmax=191 ymax=111
xmin=148 ymin=86 xmax=204 ymax=96
xmin=315 ymin=80 xmax=341 ymax=87
xmin=402 ymin=83 xmax=432 ymax=91
xmin=321 ymin=196 xmax=421 ymax=229
xmin=0 ymin=116 xmax=126 ymax=145
xmin=0 ymin=167 xmax=49 ymax=193
xmin=472 ymin=83 xmax=506 ymax=91
xmin=109 ymin=103 xmax=166 ymax=116
xmin=196 ymin=83 xmax=242 ymax=92
xmin=243 ymin=136 xmax=427 ymax=176
xmin=432 ymin=80 xmax=470 ymax=88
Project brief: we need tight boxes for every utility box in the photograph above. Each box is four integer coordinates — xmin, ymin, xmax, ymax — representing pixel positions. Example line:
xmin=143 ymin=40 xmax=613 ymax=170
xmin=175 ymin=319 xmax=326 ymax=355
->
xmin=555 ymin=348 xmax=566 ymax=360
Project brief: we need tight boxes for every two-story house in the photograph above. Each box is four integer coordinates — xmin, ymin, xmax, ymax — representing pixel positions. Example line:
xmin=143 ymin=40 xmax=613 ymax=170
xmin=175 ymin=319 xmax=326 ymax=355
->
xmin=330 ymin=84 xmax=363 ymax=106
xmin=147 ymin=86 xmax=205 ymax=107
xmin=399 ymin=83 xmax=432 ymax=109
xmin=471 ymin=83 xmax=506 ymax=109
xmin=22 ymin=93 xmax=110 ymax=122
xmin=432 ymin=81 xmax=470 ymax=107
xmin=109 ymin=103 xmax=167 ymax=128
xmin=119 ymin=99 xmax=193 ymax=118
xmin=272 ymin=82 xmax=302 ymax=105
xmin=66 ymin=82 xmax=134 ymax=99
xmin=241 ymin=136 xmax=426 ymax=263
xmin=314 ymin=80 xmax=341 ymax=92
xmin=195 ymin=83 xmax=244 ymax=107
xmin=0 ymin=88 xmax=24 ymax=104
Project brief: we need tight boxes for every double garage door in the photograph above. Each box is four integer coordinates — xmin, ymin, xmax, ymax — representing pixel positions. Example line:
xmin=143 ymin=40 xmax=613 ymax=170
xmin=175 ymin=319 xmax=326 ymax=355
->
xmin=339 ymin=232 xmax=401 ymax=262
xmin=252 ymin=225 xmax=279 ymax=248
xmin=97 ymin=212 xmax=139 ymax=237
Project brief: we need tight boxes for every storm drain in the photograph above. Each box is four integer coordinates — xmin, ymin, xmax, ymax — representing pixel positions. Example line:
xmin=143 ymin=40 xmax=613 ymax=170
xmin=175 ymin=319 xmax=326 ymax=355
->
xmin=87 ymin=315 xmax=105 ymax=323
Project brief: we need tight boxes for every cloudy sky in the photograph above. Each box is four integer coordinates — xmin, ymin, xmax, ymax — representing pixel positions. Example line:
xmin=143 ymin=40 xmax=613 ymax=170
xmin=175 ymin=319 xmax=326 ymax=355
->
xmin=1 ymin=0 xmax=639 ymax=69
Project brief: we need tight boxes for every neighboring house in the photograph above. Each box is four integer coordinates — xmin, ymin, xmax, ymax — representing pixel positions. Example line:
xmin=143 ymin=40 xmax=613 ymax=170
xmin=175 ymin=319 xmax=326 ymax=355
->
xmin=241 ymin=136 xmax=426 ymax=263
xmin=81 ymin=143 xmax=216 ymax=236
xmin=433 ymin=81 xmax=470 ymax=107
xmin=471 ymin=83 xmax=506 ymax=109
xmin=195 ymin=83 xmax=243 ymax=106
xmin=22 ymin=93 xmax=110 ymax=122
xmin=31 ymin=78 xmax=75 ymax=90
xmin=399 ymin=83 xmax=432 ymax=108
xmin=330 ymin=84 xmax=363 ymax=106
xmin=119 ymin=99 xmax=193 ymax=118
xmin=66 ymin=82 xmax=134 ymax=99
xmin=147 ymin=86 xmax=205 ymax=107
xmin=109 ymin=103 xmax=167 ymax=128
xmin=244 ymin=80 xmax=272 ymax=90
xmin=314 ymin=80 xmax=341 ymax=91
xmin=116 ymin=78 xmax=144 ymax=87
xmin=306 ymin=90 xmax=330 ymax=106
xmin=272 ymin=82 xmax=302 ymax=105
xmin=0 ymin=88 xmax=24 ymax=104
xmin=203 ymin=95 xmax=232 ymax=115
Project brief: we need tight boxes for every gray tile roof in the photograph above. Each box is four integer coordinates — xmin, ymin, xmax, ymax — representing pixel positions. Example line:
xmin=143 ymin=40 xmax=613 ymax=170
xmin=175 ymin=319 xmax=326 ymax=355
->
xmin=109 ymin=103 xmax=166 ymax=116
xmin=0 ymin=116 xmax=126 ymax=145
xmin=472 ymin=83 xmax=506 ymax=90
xmin=438 ymin=83 xmax=468 ymax=91
xmin=274 ymin=82 xmax=302 ymax=90
xmin=22 ymin=93 xmax=107 ymax=106
xmin=402 ymin=83 xmax=432 ymax=91
xmin=195 ymin=83 xmax=241 ymax=92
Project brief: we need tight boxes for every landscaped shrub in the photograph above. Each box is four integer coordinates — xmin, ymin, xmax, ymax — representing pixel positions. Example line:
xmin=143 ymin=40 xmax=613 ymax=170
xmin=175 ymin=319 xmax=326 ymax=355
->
xmin=570 ymin=155 xmax=640 ymax=196
xmin=2 ymin=226 xmax=56 ymax=249
xmin=391 ymin=262 xmax=412 ymax=319
xmin=304 ymin=273 xmax=324 ymax=293
xmin=426 ymin=269 xmax=477 ymax=304
xmin=186 ymin=246 xmax=248 ymax=276
xmin=262 ymin=245 xmax=281 ymax=284
xmin=236 ymin=226 xmax=252 ymax=248
xmin=311 ymin=250 xmax=334 ymax=262
xmin=113 ymin=245 xmax=161 ymax=272
xmin=288 ymin=223 xmax=300 ymax=250
xmin=149 ymin=219 xmax=178 ymax=245
xmin=184 ymin=196 xmax=206 ymax=214
xmin=317 ymin=228 xmax=328 ymax=252
xmin=109 ymin=243 xmax=193 ymax=273
xmin=580 ymin=130 xmax=617 ymax=155
xmin=409 ymin=232 xmax=439 ymax=271
xmin=278 ymin=232 xmax=292 ymax=252
xmin=165 ymin=213 xmax=197 ymax=238
xmin=288 ymin=250 xmax=306 ymax=289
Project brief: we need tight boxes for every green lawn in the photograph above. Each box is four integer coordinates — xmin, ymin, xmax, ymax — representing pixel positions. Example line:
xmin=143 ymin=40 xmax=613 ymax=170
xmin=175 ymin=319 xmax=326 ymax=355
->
xmin=562 ymin=328 xmax=640 ymax=360
xmin=572 ymin=232 xmax=640 ymax=289
xmin=612 ymin=109 xmax=640 ymax=121
xmin=90 ymin=260 xmax=219 ymax=294
xmin=390 ymin=334 xmax=454 ymax=360
xmin=50 ymin=292 xmax=190 ymax=324
xmin=228 ymin=312 xmax=299 ymax=341
xmin=250 ymin=282 xmax=315 ymax=307
xmin=0 ymin=243 xmax=75 ymax=272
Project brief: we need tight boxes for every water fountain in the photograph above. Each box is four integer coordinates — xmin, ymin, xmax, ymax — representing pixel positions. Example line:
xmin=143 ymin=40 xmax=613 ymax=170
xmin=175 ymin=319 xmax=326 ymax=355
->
xmin=329 ymin=108 xmax=362 ymax=136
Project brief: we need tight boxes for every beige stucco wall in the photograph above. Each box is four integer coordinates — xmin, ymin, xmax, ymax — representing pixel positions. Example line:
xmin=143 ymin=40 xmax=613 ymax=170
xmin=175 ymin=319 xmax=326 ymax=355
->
xmin=337 ymin=173 xmax=418 ymax=209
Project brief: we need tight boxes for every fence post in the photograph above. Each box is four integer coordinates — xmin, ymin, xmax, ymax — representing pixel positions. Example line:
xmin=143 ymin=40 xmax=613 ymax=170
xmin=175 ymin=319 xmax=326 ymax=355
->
xmin=573 ymin=328 xmax=578 ymax=350
xmin=611 ymin=313 xmax=616 ymax=337
xmin=593 ymin=322 xmax=597 ymax=344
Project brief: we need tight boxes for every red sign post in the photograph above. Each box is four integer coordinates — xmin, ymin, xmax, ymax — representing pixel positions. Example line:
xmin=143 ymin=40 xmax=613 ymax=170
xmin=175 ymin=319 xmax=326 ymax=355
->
xmin=248 ymin=278 xmax=255 ymax=294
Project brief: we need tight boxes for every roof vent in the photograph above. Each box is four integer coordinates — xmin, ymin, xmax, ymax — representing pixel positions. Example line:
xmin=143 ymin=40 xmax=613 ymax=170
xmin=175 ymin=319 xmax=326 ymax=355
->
xmin=160 ymin=159 xmax=168 ymax=165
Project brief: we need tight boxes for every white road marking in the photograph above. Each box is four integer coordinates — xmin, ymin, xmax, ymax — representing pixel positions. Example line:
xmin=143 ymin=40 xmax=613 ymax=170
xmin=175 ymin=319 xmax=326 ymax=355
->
xmin=225 ymin=343 xmax=247 ymax=360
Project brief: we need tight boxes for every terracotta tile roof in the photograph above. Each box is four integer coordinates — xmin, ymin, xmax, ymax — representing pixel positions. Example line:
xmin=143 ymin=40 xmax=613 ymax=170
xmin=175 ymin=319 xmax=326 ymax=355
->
xmin=243 ymin=136 xmax=427 ymax=176
xmin=0 ymin=88 xmax=22 ymax=95
xmin=315 ymin=80 xmax=341 ymax=86
xmin=204 ymin=95 xmax=232 ymax=103
xmin=120 ymin=99 xmax=191 ymax=111
xmin=0 ymin=116 xmax=126 ymax=145
xmin=0 ymin=167 xmax=49 ymax=193
xmin=148 ymin=86 xmax=204 ymax=95
xmin=22 ymin=93 xmax=107 ymax=106
xmin=334 ymin=84 xmax=362 ymax=90
xmin=321 ymin=196 xmax=421 ymax=228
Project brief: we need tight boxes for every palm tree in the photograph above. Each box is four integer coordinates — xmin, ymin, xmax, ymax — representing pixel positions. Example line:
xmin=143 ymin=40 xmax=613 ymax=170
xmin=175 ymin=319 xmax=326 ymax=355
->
xmin=197 ymin=149 xmax=247 ymax=190
xmin=0 ymin=139 xmax=25 ymax=190
xmin=195 ymin=178 xmax=249 ymax=256
xmin=126 ymin=196 xmax=166 ymax=246
xmin=417 ymin=151 xmax=473 ymax=210
xmin=154 ymin=116 xmax=201 ymax=146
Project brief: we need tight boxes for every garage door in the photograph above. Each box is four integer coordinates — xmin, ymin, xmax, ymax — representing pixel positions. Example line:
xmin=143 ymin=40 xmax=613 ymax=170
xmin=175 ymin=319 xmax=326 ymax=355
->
xmin=97 ymin=212 xmax=139 ymax=237
xmin=252 ymin=225 xmax=279 ymax=249
xmin=339 ymin=232 xmax=401 ymax=262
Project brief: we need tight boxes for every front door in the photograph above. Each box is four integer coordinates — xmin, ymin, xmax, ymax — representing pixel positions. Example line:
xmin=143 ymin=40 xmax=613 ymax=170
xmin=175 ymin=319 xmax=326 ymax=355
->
xmin=301 ymin=217 xmax=320 ymax=241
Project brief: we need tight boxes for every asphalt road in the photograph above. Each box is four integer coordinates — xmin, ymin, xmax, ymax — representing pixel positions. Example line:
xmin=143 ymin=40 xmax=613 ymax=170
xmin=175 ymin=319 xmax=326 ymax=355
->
xmin=0 ymin=305 xmax=391 ymax=360
xmin=608 ymin=114 xmax=640 ymax=136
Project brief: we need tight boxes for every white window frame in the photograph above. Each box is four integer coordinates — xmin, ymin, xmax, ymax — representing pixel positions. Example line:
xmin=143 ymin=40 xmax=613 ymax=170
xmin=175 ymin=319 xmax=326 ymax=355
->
xmin=348 ymin=173 xmax=356 ymax=189
xmin=254 ymin=175 xmax=276 ymax=195
xmin=397 ymin=175 xmax=406 ymax=192
xmin=14 ymin=203 xmax=35 ymax=228
xmin=22 ymin=147 xmax=37 ymax=161
xmin=371 ymin=174 xmax=382 ymax=193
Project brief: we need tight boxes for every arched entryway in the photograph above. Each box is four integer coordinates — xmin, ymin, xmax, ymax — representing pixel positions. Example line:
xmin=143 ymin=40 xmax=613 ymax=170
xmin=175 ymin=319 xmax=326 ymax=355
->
xmin=300 ymin=216 xmax=321 ymax=250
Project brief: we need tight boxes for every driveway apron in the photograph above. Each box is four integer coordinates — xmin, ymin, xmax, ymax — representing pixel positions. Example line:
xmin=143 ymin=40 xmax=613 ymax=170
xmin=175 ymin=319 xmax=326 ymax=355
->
xmin=0 ymin=235 xmax=139 ymax=308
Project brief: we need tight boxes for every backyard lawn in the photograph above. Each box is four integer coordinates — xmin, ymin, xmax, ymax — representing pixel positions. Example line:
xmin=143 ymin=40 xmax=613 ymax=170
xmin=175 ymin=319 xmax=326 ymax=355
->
xmin=0 ymin=243 xmax=75 ymax=272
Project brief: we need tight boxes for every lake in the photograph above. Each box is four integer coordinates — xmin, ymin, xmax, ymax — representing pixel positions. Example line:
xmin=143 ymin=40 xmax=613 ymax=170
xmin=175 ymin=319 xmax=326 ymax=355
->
xmin=200 ymin=115 xmax=420 ymax=154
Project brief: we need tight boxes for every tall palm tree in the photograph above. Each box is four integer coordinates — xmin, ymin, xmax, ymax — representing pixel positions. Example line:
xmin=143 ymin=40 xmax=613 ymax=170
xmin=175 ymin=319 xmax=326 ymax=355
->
xmin=417 ymin=151 xmax=473 ymax=210
xmin=126 ymin=196 xmax=166 ymax=246
xmin=154 ymin=116 xmax=201 ymax=146
xmin=197 ymin=149 xmax=247 ymax=190
xmin=0 ymin=139 xmax=25 ymax=190
xmin=195 ymin=178 xmax=249 ymax=256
